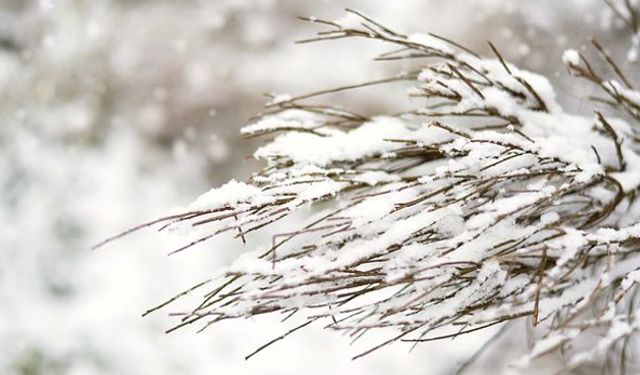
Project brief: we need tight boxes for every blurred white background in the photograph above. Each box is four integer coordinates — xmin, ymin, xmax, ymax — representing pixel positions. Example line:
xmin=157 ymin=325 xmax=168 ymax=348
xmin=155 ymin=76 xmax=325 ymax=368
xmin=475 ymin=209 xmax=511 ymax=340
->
xmin=0 ymin=1 xmax=636 ymax=374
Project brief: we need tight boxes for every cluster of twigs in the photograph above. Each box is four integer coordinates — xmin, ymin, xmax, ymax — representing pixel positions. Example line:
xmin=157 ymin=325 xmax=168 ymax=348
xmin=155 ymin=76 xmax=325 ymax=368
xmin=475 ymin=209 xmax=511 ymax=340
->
xmin=99 ymin=8 xmax=640 ymax=374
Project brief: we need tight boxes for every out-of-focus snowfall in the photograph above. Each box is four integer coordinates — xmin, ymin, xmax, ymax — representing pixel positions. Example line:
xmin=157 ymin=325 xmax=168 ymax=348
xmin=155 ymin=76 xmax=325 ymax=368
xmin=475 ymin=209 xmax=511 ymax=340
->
xmin=0 ymin=1 xmax=637 ymax=374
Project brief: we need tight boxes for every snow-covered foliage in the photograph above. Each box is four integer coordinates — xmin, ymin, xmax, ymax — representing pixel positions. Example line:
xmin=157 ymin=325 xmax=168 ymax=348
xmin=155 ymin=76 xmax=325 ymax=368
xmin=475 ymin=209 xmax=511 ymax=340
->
xmin=6 ymin=0 xmax=640 ymax=374
xmin=108 ymin=10 xmax=640 ymax=373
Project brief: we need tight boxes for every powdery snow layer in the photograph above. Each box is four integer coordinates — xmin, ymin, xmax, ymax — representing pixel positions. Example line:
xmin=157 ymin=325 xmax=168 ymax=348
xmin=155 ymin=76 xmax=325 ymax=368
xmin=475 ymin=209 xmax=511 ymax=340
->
xmin=146 ymin=9 xmax=640 ymax=374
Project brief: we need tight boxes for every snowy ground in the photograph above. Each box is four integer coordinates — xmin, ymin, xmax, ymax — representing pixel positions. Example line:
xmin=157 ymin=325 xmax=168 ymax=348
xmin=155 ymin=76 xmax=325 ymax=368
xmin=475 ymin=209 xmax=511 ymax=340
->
xmin=0 ymin=1 xmax=635 ymax=374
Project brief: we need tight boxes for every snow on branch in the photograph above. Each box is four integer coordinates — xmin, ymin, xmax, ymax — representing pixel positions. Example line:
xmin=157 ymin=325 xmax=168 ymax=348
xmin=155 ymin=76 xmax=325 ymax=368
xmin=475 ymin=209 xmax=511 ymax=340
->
xmin=101 ymin=9 xmax=640 ymax=373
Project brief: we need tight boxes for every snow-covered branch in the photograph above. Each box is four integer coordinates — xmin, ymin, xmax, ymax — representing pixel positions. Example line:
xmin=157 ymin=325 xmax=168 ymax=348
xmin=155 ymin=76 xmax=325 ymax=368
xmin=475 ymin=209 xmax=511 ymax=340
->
xmin=106 ymin=9 xmax=640 ymax=373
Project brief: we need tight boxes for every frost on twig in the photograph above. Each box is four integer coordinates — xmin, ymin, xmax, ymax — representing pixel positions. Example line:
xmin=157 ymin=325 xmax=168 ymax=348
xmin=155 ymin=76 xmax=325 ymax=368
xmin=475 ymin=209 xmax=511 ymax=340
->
xmin=102 ymin=9 xmax=640 ymax=373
